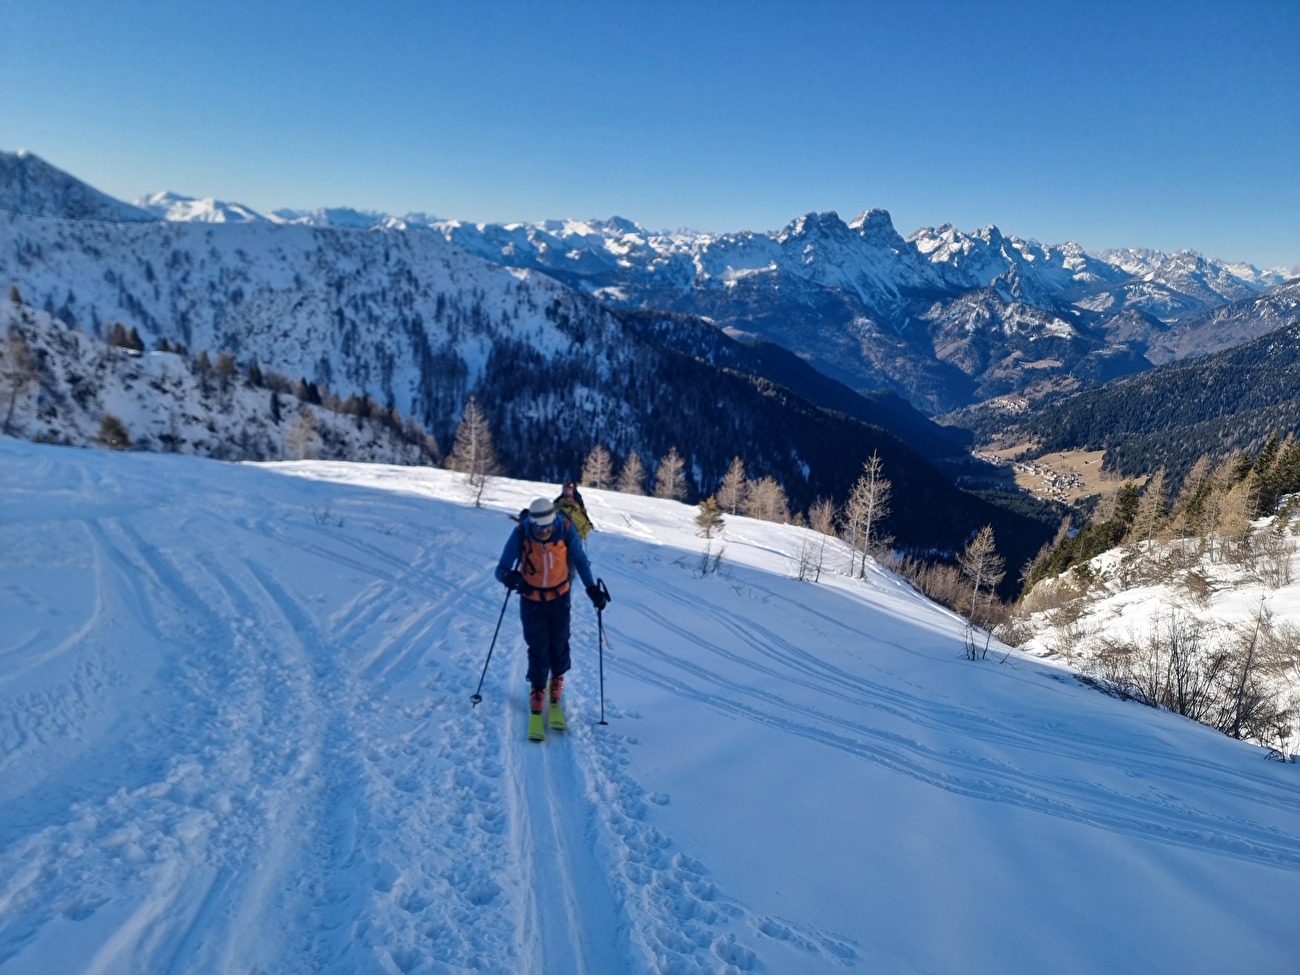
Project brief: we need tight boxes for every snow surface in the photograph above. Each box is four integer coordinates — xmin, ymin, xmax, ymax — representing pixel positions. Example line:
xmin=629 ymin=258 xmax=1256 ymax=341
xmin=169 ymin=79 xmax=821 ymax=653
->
xmin=2 ymin=437 xmax=1299 ymax=974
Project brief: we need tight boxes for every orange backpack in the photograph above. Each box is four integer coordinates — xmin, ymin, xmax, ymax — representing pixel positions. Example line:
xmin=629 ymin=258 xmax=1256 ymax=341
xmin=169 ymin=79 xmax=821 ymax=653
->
xmin=518 ymin=521 xmax=571 ymax=601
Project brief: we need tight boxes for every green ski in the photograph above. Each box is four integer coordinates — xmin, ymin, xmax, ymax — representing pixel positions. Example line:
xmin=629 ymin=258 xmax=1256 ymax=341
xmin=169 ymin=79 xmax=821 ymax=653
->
xmin=548 ymin=696 xmax=567 ymax=732
xmin=527 ymin=708 xmax=546 ymax=742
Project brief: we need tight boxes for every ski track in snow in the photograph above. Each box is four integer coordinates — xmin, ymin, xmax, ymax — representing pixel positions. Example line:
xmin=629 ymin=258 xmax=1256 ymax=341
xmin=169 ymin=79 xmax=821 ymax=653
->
xmin=610 ymin=563 xmax=1300 ymax=874
xmin=0 ymin=479 xmax=770 ymax=973
xmin=4 ymin=450 xmax=1299 ymax=973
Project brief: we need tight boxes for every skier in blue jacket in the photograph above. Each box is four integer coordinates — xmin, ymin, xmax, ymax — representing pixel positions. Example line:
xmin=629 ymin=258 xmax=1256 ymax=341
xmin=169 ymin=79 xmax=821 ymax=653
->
xmin=497 ymin=497 xmax=607 ymax=715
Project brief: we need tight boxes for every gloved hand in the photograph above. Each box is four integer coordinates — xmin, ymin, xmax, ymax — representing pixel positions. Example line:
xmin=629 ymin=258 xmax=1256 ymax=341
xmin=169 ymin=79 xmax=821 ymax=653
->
xmin=586 ymin=584 xmax=609 ymax=611
xmin=502 ymin=569 xmax=523 ymax=591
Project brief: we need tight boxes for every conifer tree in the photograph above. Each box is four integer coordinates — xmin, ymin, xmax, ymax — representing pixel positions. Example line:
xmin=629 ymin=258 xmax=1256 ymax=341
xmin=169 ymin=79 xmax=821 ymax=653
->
xmin=617 ymin=451 xmax=646 ymax=495
xmin=1216 ymin=476 xmax=1258 ymax=565
xmin=1124 ymin=468 xmax=1167 ymax=556
xmin=581 ymin=443 xmax=614 ymax=489
xmin=653 ymin=446 xmax=688 ymax=501
xmin=695 ymin=496 xmax=725 ymax=538
xmin=1275 ymin=435 xmax=1300 ymax=502
xmin=743 ymin=476 xmax=790 ymax=523
xmin=214 ymin=351 xmax=238 ymax=399
xmin=446 ymin=395 xmax=501 ymax=507
xmin=717 ymin=456 xmax=746 ymax=515
xmin=843 ymin=451 xmax=891 ymax=578
xmin=809 ymin=498 xmax=837 ymax=536
xmin=1171 ymin=454 xmax=1214 ymax=544
xmin=959 ymin=525 xmax=1005 ymax=633
xmin=1251 ymin=432 xmax=1284 ymax=517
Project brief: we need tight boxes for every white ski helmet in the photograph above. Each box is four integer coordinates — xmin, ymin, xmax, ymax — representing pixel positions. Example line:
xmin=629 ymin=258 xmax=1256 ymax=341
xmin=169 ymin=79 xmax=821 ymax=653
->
xmin=528 ymin=498 xmax=556 ymax=526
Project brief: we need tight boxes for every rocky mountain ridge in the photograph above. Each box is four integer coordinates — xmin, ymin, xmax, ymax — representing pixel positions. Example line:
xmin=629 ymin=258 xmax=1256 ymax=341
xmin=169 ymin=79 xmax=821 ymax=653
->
xmin=7 ymin=149 xmax=1289 ymax=414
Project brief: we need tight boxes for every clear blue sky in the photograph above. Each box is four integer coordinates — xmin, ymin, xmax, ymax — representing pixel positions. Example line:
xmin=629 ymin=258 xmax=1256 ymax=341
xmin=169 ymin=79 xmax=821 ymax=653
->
xmin=3 ymin=0 xmax=1297 ymax=268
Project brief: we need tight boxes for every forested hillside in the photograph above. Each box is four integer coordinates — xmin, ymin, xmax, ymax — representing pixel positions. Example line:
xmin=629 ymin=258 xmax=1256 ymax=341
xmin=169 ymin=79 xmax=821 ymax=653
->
xmin=1007 ymin=322 xmax=1300 ymax=488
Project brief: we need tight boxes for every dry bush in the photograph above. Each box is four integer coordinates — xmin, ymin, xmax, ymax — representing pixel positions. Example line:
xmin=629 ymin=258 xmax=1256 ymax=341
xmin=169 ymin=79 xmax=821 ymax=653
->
xmin=1021 ymin=575 xmax=1089 ymax=615
xmin=1049 ymin=616 xmax=1098 ymax=661
xmin=1089 ymin=635 xmax=1144 ymax=701
xmin=994 ymin=607 xmax=1035 ymax=650
xmin=1253 ymin=528 xmax=1296 ymax=589
xmin=1074 ymin=608 xmax=1298 ymax=751
xmin=1177 ymin=569 xmax=1212 ymax=605
xmin=887 ymin=554 xmax=967 ymax=612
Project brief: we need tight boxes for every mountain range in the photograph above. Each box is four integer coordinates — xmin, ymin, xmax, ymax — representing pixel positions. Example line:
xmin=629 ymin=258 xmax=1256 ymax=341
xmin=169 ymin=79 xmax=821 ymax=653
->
xmin=120 ymin=160 xmax=1297 ymax=414
xmin=4 ymin=147 xmax=1296 ymax=578
xmin=1 ymin=150 xmax=1060 ymax=581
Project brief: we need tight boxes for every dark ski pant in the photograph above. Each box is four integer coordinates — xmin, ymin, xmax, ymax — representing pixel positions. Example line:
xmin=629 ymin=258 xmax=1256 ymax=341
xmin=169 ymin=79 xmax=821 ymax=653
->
xmin=520 ymin=592 xmax=572 ymax=690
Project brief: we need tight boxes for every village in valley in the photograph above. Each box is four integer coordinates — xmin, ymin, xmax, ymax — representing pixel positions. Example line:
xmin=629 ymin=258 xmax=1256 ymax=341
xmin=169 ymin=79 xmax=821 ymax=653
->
xmin=977 ymin=446 xmax=1131 ymax=505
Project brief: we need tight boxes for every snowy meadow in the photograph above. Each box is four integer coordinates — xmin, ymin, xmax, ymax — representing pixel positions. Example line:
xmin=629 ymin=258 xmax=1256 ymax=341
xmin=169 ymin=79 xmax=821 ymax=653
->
xmin=2 ymin=437 xmax=1298 ymax=974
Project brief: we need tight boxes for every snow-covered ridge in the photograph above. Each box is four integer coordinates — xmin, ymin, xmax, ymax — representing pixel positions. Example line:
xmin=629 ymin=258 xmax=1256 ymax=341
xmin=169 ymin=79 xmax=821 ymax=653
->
xmin=1 ymin=300 xmax=434 ymax=464
xmin=3 ymin=148 xmax=1293 ymax=419
xmin=0 ymin=149 xmax=154 ymax=222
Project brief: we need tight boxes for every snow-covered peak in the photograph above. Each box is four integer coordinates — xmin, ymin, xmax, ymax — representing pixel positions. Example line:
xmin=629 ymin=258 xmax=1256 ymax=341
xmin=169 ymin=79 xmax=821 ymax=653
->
xmin=775 ymin=210 xmax=852 ymax=244
xmin=136 ymin=191 xmax=271 ymax=223
xmin=267 ymin=206 xmax=389 ymax=229
xmin=1142 ymin=249 xmax=1260 ymax=304
xmin=849 ymin=208 xmax=903 ymax=242
xmin=0 ymin=149 xmax=155 ymax=222
xmin=1224 ymin=261 xmax=1293 ymax=287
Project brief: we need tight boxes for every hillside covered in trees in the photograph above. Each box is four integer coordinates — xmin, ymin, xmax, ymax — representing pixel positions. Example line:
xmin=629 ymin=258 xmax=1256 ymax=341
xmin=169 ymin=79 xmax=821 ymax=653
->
xmin=1006 ymin=322 xmax=1300 ymax=489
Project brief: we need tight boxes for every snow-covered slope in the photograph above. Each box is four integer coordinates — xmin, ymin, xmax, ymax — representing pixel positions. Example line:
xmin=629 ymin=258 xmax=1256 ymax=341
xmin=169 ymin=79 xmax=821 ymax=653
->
xmin=1021 ymin=519 xmax=1300 ymax=746
xmin=0 ymin=195 xmax=647 ymax=464
xmin=1 ymin=301 xmax=433 ymax=463
xmin=2 ymin=438 xmax=1297 ymax=974
xmin=0 ymin=150 xmax=154 ymax=222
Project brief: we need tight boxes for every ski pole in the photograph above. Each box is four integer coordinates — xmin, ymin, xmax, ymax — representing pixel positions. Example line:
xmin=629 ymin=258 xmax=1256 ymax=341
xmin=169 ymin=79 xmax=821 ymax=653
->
xmin=471 ymin=587 xmax=513 ymax=706
xmin=596 ymin=578 xmax=612 ymax=725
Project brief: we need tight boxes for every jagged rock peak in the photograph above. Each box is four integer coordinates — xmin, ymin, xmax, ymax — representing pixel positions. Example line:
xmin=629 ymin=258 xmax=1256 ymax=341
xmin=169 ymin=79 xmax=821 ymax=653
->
xmin=849 ymin=209 xmax=907 ymax=245
xmin=778 ymin=210 xmax=850 ymax=241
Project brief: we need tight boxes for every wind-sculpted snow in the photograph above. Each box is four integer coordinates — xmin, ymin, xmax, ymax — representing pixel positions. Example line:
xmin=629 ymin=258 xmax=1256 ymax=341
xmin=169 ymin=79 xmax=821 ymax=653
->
xmin=2 ymin=440 xmax=1299 ymax=973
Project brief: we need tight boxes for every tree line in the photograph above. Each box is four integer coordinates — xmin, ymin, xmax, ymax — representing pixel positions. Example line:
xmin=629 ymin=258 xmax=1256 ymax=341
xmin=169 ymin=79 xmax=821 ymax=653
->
xmin=1023 ymin=433 xmax=1300 ymax=592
